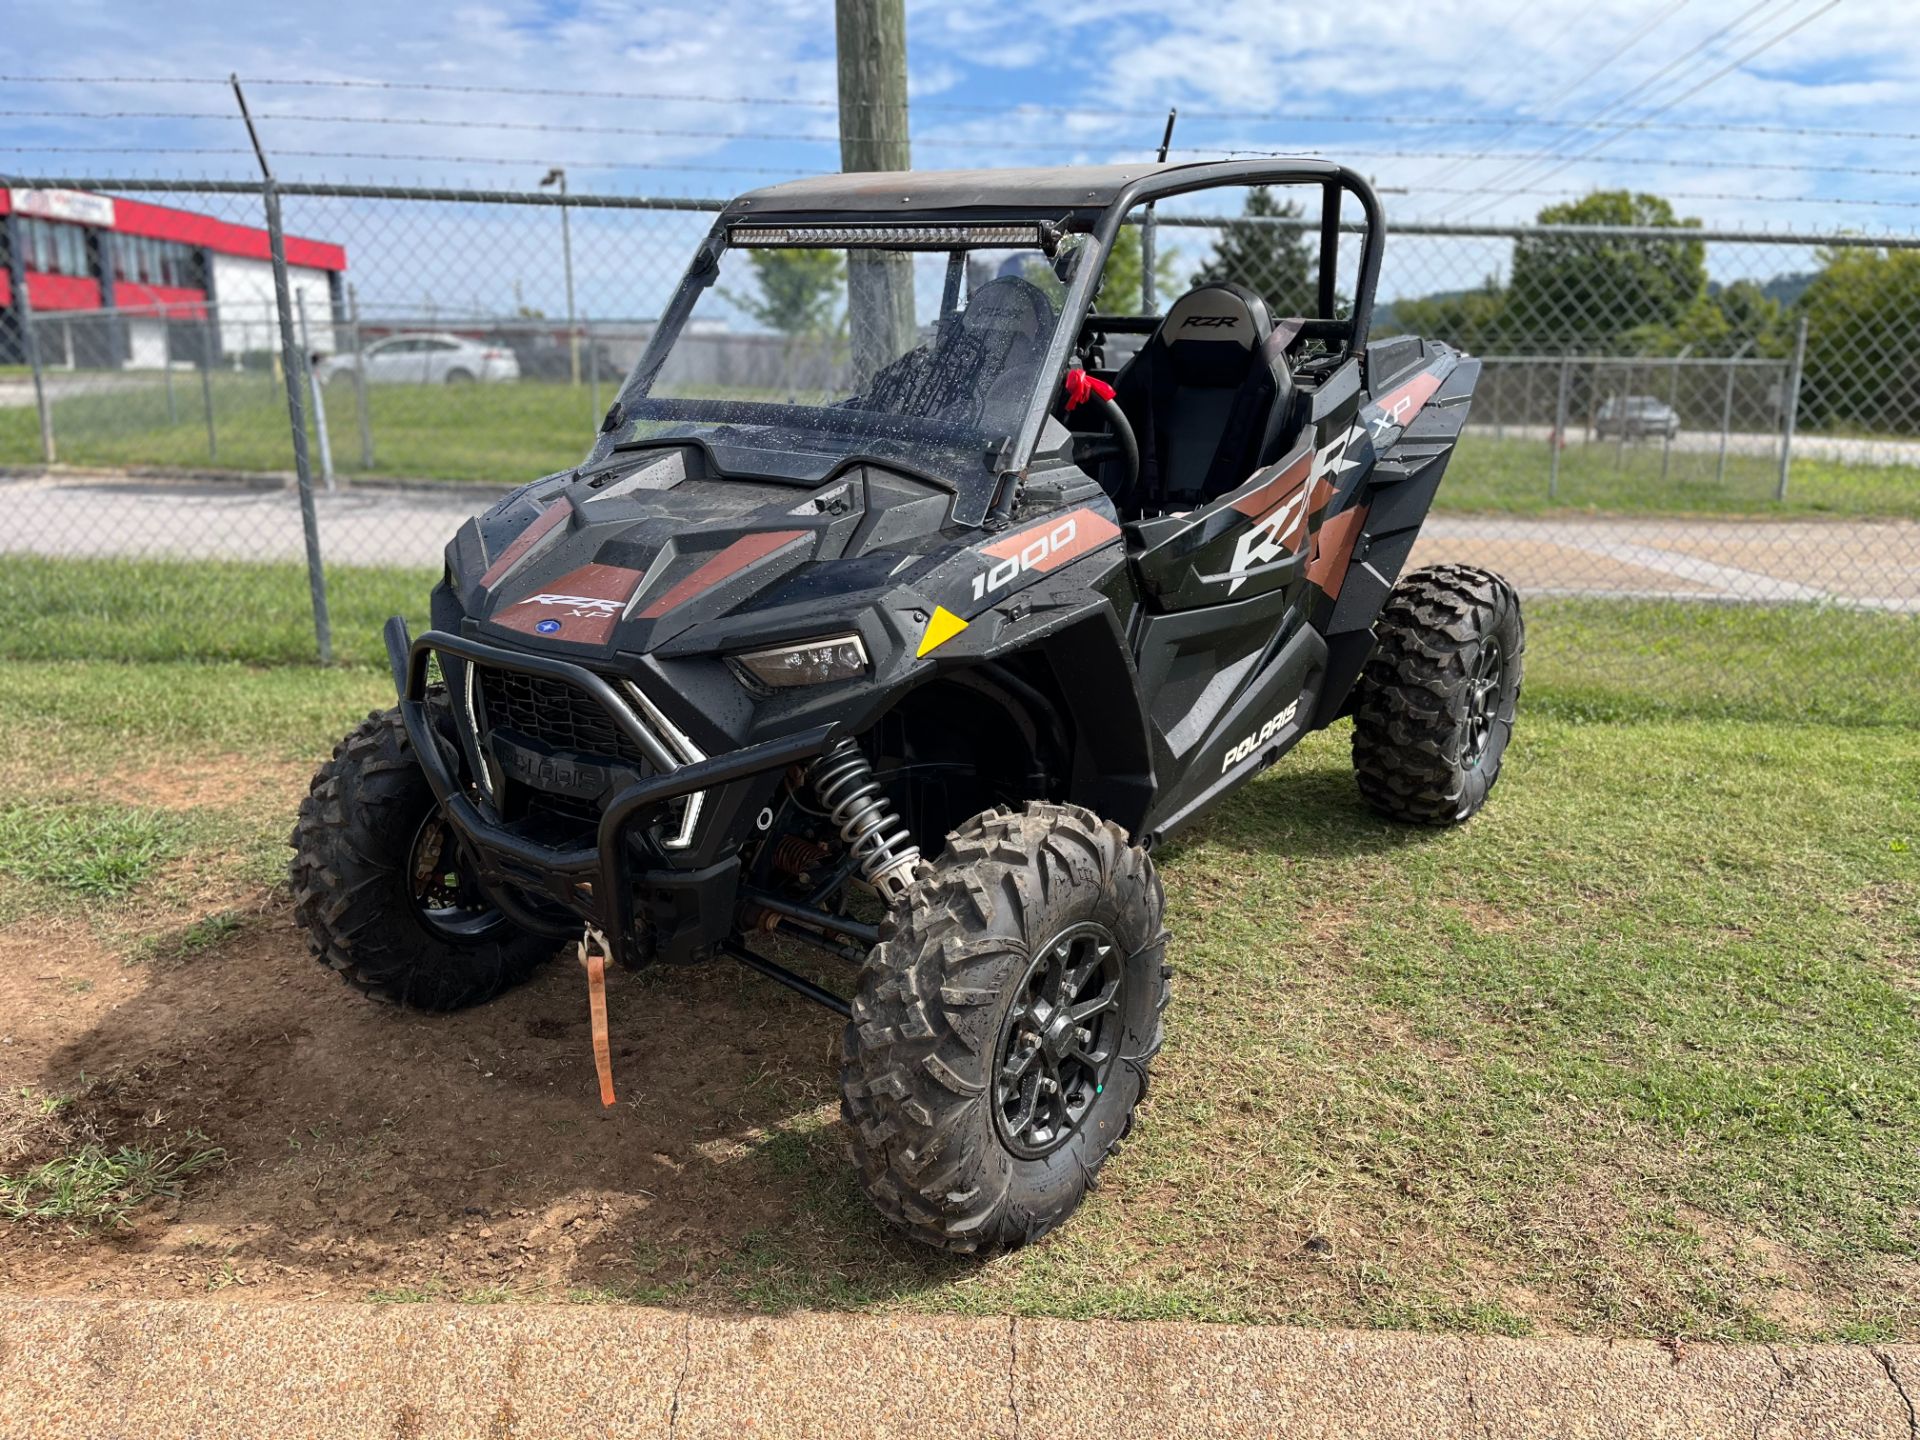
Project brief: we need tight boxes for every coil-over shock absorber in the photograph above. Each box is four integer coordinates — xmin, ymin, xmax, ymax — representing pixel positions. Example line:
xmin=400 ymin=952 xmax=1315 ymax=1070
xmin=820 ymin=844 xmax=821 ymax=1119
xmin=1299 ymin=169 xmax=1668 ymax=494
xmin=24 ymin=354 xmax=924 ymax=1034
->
xmin=810 ymin=738 xmax=923 ymax=904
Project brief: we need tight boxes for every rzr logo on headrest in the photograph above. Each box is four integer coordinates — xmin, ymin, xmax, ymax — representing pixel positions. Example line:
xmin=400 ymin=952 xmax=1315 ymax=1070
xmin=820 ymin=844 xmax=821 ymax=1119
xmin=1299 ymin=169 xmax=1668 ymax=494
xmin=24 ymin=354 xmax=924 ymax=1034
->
xmin=1181 ymin=315 xmax=1239 ymax=329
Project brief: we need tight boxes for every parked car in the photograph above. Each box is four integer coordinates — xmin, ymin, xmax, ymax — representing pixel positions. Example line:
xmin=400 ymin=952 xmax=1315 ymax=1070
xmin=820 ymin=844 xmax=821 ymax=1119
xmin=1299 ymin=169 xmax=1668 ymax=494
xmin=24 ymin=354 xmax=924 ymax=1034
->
xmin=1595 ymin=395 xmax=1680 ymax=439
xmin=316 ymin=332 xmax=521 ymax=387
xmin=487 ymin=330 xmax=618 ymax=382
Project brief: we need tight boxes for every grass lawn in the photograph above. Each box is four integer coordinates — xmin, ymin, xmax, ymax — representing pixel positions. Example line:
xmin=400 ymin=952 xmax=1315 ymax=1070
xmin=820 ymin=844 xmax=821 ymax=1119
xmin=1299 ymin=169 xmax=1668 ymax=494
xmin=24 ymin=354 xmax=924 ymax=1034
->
xmin=4 ymin=373 xmax=1917 ymax=520
xmin=0 ymin=591 xmax=1915 ymax=1338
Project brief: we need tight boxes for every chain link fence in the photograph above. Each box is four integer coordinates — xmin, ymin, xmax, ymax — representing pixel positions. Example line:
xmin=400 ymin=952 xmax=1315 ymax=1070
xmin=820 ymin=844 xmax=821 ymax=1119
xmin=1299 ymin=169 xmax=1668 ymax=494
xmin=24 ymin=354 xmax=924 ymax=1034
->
xmin=1 ymin=177 xmax=1914 ymax=714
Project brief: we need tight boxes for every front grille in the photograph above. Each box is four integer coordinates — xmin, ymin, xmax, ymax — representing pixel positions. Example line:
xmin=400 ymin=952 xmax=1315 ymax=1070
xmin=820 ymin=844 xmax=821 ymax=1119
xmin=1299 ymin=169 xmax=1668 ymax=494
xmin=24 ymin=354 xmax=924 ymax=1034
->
xmin=473 ymin=667 xmax=653 ymax=770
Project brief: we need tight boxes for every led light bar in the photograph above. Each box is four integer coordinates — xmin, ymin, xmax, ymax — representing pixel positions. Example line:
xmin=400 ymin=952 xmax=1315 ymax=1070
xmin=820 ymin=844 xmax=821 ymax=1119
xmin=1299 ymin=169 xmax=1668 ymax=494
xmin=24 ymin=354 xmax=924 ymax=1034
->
xmin=730 ymin=224 xmax=1047 ymax=250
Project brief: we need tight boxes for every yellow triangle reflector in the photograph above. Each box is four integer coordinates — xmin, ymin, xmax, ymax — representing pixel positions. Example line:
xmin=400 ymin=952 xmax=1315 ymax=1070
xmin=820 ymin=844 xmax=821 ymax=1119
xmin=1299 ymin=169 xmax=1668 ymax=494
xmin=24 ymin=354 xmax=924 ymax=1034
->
xmin=916 ymin=605 xmax=969 ymax=658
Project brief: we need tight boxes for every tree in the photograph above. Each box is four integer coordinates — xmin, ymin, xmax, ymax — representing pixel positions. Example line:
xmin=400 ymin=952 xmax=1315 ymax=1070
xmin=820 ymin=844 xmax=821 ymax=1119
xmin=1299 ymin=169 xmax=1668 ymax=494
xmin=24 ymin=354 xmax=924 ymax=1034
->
xmin=1386 ymin=278 xmax=1508 ymax=353
xmin=1098 ymin=224 xmax=1180 ymax=315
xmin=1625 ymin=279 xmax=1787 ymax=358
xmin=1507 ymin=191 xmax=1707 ymax=352
xmin=731 ymin=248 xmax=846 ymax=336
xmin=1188 ymin=186 xmax=1317 ymax=316
xmin=1794 ymin=246 xmax=1920 ymax=429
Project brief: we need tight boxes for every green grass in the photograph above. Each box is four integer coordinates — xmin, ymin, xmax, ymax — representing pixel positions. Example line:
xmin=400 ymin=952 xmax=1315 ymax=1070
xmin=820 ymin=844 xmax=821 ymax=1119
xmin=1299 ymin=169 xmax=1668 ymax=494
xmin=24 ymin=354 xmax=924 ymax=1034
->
xmin=0 ymin=553 xmax=1910 ymax=725
xmin=0 ymin=374 xmax=599 ymax=484
xmin=0 ymin=1139 xmax=225 ymax=1226
xmin=0 ymin=554 xmax=433 ymax=666
xmin=4 ymin=373 xmax=1916 ymax=519
xmin=1448 ymin=433 xmax=1920 ymax=520
xmin=0 ymin=805 xmax=183 ymax=898
xmin=0 ymin=605 xmax=1914 ymax=1336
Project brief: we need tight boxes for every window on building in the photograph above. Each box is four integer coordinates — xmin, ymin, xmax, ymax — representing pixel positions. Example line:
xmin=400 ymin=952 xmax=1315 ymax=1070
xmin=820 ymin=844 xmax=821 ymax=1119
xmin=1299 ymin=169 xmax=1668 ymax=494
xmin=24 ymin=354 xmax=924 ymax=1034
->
xmin=18 ymin=217 xmax=95 ymax=278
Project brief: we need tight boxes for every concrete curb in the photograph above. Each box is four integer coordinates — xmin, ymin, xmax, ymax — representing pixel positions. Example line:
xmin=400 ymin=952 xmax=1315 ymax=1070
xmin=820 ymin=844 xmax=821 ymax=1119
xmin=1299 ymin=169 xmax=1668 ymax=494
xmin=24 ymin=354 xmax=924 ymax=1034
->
xmin=0 ymin=1300 xmax=1914 ymax=1439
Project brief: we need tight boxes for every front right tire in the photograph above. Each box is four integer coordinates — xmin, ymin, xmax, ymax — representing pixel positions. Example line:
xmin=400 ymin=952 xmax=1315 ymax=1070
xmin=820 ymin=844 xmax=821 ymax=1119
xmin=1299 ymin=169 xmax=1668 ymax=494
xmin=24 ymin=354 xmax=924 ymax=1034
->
xmin=840 ymin=802 xmax=1170 ymax=1253
xmin=289 ymin=707 xmax=556 ymax=1010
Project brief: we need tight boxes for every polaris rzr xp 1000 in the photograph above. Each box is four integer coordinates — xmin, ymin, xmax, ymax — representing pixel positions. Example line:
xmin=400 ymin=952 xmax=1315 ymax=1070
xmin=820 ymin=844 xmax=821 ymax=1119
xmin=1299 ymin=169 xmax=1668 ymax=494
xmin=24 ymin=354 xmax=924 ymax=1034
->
xmin=291 ymin=161 xmax=1522 ymax=1251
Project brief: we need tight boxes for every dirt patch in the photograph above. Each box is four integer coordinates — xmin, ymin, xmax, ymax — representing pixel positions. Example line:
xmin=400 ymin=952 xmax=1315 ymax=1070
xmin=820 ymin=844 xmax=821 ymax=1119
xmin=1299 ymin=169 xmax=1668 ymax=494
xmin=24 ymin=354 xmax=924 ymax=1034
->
xmin=0 ymin=895 xmax=883 ymax=1304
xmin=111 ymin=756 xmax=312 ymax=812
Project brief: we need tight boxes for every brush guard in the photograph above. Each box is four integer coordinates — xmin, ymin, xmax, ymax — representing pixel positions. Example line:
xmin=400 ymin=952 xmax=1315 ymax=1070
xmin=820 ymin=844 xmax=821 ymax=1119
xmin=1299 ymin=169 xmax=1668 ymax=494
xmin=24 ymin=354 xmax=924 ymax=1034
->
xmin=383 ymin=616 xmax=838 ymax=976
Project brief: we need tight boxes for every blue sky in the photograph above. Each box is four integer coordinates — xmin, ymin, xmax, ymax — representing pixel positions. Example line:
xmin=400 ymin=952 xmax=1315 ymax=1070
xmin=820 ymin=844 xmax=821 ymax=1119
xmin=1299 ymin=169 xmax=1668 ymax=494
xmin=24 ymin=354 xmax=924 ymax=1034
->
xmin=1 ymin=0 xmax=1909 ymax=229
xmin=1 ymin=1 xmax=1908 ymax=320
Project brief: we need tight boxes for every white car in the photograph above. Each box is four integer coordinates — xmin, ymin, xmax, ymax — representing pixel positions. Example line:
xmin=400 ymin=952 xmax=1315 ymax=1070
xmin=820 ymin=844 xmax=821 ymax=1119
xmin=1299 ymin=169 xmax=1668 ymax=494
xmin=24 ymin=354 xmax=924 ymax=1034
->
xmin=317 ymin=332 xmax=521 ymax=387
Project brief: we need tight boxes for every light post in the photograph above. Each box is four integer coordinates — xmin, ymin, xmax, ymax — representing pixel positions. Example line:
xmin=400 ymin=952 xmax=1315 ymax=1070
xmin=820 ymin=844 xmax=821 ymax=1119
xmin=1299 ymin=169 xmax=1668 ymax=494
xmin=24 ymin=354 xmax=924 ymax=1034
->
xmin=540 ymin=167 xmax=579 ymax=386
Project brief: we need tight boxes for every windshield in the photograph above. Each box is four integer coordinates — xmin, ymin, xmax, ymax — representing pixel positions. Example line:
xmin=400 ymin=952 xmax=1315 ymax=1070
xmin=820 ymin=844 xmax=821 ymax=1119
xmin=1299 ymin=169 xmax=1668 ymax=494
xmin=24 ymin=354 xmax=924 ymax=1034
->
xmin=604 ymin=232 xmax=1081 ymax=497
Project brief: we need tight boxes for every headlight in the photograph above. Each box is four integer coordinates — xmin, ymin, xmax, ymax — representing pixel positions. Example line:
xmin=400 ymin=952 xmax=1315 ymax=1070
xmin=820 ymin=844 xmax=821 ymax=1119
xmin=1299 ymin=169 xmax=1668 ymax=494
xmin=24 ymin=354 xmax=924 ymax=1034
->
xmin=730 ymin=634 xmax=869 ymax=690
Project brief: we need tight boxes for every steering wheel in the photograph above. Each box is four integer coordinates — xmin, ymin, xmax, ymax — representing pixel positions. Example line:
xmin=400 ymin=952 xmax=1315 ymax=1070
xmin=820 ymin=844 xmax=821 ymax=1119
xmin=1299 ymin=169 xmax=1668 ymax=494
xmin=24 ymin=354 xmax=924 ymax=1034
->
xmin=1064 ymin=374 xmax=1140 ymax=501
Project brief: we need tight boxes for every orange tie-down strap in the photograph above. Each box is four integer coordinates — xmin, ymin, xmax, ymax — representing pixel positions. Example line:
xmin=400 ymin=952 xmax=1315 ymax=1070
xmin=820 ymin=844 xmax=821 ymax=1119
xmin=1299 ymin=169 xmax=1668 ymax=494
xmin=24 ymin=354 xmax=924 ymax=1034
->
xmin=580 ymin=932 xmax=616 ymax=1107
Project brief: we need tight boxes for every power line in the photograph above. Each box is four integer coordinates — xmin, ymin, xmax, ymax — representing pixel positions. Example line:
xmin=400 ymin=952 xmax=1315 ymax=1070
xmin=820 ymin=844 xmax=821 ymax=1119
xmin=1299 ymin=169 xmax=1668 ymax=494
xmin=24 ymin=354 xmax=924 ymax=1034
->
xmin=1434 ymin=0 xmax=1792 ymax=216
xmin=1421 ymin=0 xmax=1693 ymax=188
xmin=1451 ymin=0 xmax=1847 ymax=220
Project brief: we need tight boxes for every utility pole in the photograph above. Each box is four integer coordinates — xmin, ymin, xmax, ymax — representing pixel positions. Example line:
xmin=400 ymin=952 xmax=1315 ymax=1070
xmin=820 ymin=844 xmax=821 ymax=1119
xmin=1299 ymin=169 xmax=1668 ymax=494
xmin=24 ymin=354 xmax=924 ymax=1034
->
xmin=835 ymin=0 xmax=915 ymax=385
xmin=540 ymin=167 xmax=579 ymax=385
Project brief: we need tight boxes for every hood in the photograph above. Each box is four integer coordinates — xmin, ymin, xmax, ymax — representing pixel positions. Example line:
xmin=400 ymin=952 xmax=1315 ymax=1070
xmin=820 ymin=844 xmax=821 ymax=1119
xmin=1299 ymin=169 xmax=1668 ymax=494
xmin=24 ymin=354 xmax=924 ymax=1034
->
xmin=446 ymin=448 xmax=954 ymax=658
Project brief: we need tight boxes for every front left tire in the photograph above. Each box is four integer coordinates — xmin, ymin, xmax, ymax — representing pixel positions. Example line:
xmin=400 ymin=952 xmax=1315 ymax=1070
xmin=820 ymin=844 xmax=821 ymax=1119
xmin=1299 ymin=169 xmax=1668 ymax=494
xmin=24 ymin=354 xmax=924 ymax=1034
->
xmin=840 ymin=802 xmax=1171 ymax=1252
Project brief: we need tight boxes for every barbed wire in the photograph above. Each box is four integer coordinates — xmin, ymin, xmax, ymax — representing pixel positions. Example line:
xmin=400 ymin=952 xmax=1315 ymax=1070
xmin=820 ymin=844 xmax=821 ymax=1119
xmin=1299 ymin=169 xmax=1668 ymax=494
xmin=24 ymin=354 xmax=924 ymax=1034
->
xmin=2 ymin=111 xmax=1907 ymax=182
xmin=0 ymin=75 xmax=1904 ymax=142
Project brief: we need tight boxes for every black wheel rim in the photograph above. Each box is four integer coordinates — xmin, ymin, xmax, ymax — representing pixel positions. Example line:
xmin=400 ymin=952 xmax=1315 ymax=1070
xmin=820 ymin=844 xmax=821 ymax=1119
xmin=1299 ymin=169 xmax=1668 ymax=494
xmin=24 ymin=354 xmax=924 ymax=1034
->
xmin=1466 ymin=638 xmax=1505 ymax=770
xmin=406 ymin=810 xmax=502 ymax=941
xmin=992 ymin=921 xmax=1125 ymax=1160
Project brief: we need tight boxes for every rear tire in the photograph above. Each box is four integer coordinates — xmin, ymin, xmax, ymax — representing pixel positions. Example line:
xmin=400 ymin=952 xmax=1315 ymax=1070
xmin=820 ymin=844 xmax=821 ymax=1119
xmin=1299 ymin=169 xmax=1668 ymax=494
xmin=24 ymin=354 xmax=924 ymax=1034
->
xmin=1352 ymin=563 xmax=1523 ymax=826
xmin=444 ymin=368 xmax=475 ymax=385
xmin=840 ymin=803 xmax=1170 ymax=1253
xmin=289 ymin=707 xmax=555 ymax=1010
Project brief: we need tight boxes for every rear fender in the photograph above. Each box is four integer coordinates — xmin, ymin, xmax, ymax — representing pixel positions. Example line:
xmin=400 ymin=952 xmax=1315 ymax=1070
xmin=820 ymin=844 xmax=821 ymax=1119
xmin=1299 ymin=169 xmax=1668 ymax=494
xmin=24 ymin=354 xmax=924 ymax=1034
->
xmin=1306 ymin=352 xmax=1482 ymax=729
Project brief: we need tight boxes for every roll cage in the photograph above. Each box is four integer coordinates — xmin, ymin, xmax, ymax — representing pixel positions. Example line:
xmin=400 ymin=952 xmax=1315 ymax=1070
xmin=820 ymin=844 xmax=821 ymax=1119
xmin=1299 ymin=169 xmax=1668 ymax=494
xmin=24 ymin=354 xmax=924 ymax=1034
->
xmin=594 ymin=160 xmax=1386 ymax=501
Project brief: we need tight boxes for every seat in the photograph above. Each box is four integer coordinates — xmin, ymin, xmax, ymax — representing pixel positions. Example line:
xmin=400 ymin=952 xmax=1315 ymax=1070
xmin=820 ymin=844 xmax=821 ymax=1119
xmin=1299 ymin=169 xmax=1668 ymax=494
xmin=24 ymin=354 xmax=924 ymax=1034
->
xmin=1109 ymin=282 xmax=1299 ymax=515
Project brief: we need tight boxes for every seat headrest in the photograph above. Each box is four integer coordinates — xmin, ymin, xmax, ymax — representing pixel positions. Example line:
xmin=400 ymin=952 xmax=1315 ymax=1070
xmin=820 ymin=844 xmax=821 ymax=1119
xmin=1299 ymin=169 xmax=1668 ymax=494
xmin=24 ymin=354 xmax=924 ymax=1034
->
xmin=1157 ymin=282 xmax=1273 ymax=386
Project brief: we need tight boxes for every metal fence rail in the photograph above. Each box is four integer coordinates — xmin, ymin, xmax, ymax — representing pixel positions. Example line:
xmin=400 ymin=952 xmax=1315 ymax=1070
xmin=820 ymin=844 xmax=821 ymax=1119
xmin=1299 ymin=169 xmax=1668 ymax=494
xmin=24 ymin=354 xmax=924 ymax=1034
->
xmin=1 ymin=174 xmax=1915 ymax=706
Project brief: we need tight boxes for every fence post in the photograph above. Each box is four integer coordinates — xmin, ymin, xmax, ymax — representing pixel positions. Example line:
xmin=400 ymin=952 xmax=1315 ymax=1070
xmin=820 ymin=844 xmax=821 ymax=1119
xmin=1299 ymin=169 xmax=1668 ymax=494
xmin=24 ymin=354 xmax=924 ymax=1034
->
xmin=1659 ymin=347 xmax=1688 ymax=487
xmin=1776 ymin=314 xmax=1809 ymax=503
xmin=161 ymin=307 xmax=179 ymax=425
xmin=587 ymin=318 xmax=600 ymax=425
xmin=1549 ymin=358 xmax=1571 ymax=502
xmin=19 ymin=291 xmax=56 ymax=464
xmin=1613 ymin=361 xmax=1631 ymax=471
xmin=234 ymin=73 xmax=333 ymax=664
xmin=198 ymin=306 xmax=218 ymax=462
xmin=349 ymin=284 xmax=373 ymax=470
xmin=1715 ymin=341 xmax=1747 ymax=489
xmin=297 ymin=289 xmax=336 ymax=491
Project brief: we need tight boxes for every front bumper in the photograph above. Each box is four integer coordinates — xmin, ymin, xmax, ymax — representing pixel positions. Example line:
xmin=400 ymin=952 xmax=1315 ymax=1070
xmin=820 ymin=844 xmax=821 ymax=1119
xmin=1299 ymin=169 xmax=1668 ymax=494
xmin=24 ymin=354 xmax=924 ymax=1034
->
xmin=383 ymin=617 xmax=834 ymax=965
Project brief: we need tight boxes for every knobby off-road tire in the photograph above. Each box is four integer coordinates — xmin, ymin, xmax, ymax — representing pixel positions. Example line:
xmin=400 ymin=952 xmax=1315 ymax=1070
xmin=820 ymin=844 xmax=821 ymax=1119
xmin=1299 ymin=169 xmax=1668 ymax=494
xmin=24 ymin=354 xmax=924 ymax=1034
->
xmin=289 ymin=707 xmax=555 ymax=1010
xmin=1352 ymin=563 xmax=1524 ymax=826
xmin=841 ymin=802 xmax=1171 ymax=1253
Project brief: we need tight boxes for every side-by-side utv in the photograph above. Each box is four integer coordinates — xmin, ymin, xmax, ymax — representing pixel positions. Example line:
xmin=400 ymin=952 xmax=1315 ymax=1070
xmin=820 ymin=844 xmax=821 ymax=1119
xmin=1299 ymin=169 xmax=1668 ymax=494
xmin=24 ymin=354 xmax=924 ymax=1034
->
xmin=291 ymin=160 xmax=1522 ymax=1251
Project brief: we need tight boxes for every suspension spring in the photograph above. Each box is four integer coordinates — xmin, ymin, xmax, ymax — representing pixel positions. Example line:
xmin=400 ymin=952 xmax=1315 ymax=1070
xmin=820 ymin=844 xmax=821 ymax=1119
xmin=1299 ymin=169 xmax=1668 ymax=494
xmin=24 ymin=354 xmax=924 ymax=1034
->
xmin=810 ymin=738 xmax=923 ymax=904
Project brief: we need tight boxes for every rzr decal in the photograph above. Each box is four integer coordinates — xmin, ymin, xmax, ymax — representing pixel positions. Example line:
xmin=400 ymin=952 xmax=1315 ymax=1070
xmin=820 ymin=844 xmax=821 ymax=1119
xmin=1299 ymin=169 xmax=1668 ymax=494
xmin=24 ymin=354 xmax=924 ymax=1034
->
xmin=494 ymin=562 xmax=645 ymax=645
xmin=1221 ymin=425 xmax=1366 ymax=597
xmin=970 ymin=508 xmax=1121 ymax=603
